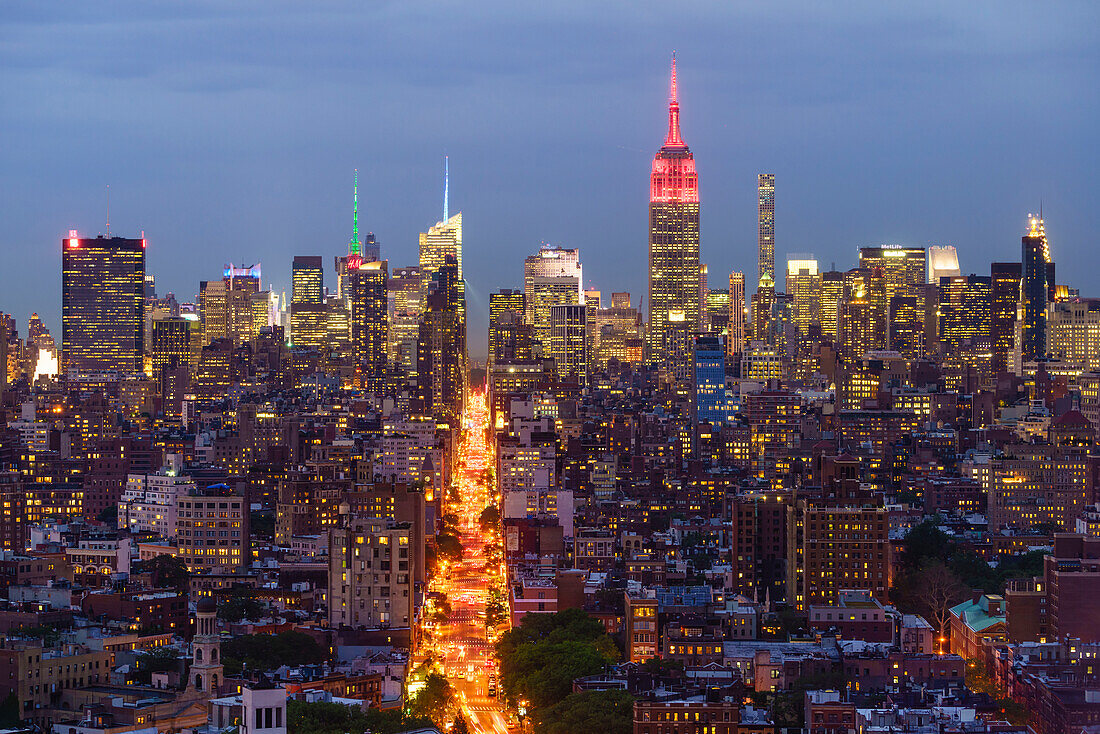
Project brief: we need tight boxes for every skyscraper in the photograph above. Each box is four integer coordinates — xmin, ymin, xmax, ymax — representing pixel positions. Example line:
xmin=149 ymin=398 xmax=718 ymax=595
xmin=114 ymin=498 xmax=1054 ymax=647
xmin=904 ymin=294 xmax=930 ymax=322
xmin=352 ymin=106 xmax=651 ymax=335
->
xmin=938 ymin=275 xmax=992 ymax=354
xmin=758 ymin=174 xmax=775 ymax=285
xmin=291 ymin=256 xmax=326 ymax=349
xmin=61 ymin=232 xmax=145 ymax=375
xmin=1020 ymin=215 xmax=1051 ymax=363
xmin=727 ymin=271 xmax=745 ymax=361
xmin=990 ymin=262 xmax=1022 ymax=375
xmin=489 ymin=289 xmax=530 ymax=369
xmin=349 ymin=258 xmax=389 ymax=392
xmin=549 ymin=303 xmax=588 ymax=385
xmin=524 ymin=245 xmax=583 ymax=351
xmin=419 ymin=213 xmax=463 ymax=302
xmin=858 ymin=246 xmax=927 ymax=303
xmin=785 ymin=256 xmax=820 ymax=337
xmin=291 ymin=256 xmax=324 ymax=305
xmin=694 ymin=334 xmax=730 ymax=424
xmin=820 ymin=271 xmax=845 ymax=341
xmin=417 ymin=256 xmax=466 ymax=422
xmin=647 ymin=55 xmax=700 ymax=364
xmin=388 ymin=265 xmax=422 ymax=375
xmin=927 ymin=245 xmax=961 ymax=283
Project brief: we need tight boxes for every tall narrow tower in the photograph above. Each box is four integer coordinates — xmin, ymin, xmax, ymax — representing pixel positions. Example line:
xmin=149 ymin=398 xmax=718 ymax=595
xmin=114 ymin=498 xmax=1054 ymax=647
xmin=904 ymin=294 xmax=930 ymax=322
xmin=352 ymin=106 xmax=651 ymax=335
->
xmin=758 ymin=174 xmax=775 ymax=286
xmin=647 ymin=54 xmax=700 ymax=365
xmin=1020 ymin=214 xmax=1051 ymax=363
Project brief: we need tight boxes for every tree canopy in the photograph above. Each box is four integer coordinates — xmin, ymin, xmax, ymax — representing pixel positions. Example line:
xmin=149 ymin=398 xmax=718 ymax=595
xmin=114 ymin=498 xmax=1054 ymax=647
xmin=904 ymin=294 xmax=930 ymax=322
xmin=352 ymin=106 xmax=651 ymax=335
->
xmin=478 ymin=504 xmax=500 ymax=533
xmin=287 ymin=699 xmax=433 ymax=734
xmin=496 ymin=609 xmax=621 ymax=718
xmin=535 ymin=690 xmax=634 ymax=734
xmin=218 ymin=588 xmax=267 ymax=623
xmin=145 ymin=554 xmax=190 ymax=590
xmin=407 ymin=672 xmax=455 ymax=726
xmin=222 ymin=631 xmax=325 ymax=675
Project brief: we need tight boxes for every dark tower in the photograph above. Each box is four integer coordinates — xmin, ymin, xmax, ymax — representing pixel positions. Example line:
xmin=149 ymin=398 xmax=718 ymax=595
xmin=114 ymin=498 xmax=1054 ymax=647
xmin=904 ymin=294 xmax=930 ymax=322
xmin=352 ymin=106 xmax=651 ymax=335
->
xmin=1020 ymin=215 xmax=1051 ymax=364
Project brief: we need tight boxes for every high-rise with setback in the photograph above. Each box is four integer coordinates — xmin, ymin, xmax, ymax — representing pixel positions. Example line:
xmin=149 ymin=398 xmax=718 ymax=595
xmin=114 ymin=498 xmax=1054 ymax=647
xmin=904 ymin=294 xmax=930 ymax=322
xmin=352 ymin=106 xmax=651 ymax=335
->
xmin=62 ymin=232 xmax=145 ymax=375
xmin=647 ymin=55 xmax=700 ymax=365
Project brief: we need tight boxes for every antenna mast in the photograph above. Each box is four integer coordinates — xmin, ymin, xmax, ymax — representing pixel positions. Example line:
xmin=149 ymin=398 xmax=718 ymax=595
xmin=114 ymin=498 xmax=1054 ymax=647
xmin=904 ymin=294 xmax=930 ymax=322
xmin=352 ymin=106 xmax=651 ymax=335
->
xmin=350 ymin=169 xmax=360 ymax=255
xmin=106 ymin=184 xmax=110 ymax=237
xmin=443 ymin=156 xmax=449 ymax=222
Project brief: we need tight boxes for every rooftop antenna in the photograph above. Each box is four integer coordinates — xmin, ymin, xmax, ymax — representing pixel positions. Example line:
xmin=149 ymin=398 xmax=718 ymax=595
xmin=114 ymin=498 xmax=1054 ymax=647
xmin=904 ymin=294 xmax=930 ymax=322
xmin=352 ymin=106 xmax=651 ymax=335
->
xmin=105 ymin=184 xmax=110 ymax=237
xmin=350 ymin=169 xmax=360 ymax=256
xmin=443 ymin=155 xmax=449 ymax=222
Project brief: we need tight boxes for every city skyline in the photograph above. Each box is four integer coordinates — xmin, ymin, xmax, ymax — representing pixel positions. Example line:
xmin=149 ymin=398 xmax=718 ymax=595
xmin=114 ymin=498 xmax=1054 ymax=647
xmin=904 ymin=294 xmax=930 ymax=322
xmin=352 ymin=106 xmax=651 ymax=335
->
xmin=2 ymin=3 xmax=1097 ymax=359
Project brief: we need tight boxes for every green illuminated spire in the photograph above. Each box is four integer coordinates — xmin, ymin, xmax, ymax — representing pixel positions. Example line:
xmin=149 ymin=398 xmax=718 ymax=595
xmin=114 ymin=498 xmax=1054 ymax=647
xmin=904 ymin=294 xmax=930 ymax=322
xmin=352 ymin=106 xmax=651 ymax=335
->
xmin=350 ymin=169 xmax=361 ymax=256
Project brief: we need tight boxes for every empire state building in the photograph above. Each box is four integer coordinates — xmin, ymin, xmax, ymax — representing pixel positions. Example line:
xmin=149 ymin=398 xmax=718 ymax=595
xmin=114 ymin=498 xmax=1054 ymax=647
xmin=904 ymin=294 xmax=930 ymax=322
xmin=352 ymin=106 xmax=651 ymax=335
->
xmin=646 ymin=54 xmax=700 ymax=367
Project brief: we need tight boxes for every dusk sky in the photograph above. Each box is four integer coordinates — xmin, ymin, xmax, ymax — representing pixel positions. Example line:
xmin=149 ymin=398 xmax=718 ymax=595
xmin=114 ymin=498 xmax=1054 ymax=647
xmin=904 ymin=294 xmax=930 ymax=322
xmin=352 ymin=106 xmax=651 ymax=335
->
xmin=2 ymin=1 xmax=1097 ymax=358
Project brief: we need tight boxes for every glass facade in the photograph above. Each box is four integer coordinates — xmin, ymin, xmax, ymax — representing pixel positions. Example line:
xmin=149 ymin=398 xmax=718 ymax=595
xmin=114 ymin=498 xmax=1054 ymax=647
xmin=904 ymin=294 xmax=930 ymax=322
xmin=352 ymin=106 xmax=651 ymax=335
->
xmin=62 ymin=235 xmax=145 ymax=375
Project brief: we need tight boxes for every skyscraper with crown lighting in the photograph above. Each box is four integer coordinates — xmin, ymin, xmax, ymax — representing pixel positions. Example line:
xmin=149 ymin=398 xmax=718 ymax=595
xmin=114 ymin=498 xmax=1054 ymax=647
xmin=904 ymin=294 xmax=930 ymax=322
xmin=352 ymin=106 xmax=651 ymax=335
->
xmin=647 ymin=55 xmax=700 ymax=367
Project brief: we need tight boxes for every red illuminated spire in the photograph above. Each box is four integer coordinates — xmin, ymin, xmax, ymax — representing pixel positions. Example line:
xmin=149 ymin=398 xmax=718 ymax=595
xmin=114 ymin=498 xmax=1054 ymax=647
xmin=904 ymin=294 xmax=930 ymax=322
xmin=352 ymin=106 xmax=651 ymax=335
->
xmin=665 ymin=52 xmax=683 ymax=147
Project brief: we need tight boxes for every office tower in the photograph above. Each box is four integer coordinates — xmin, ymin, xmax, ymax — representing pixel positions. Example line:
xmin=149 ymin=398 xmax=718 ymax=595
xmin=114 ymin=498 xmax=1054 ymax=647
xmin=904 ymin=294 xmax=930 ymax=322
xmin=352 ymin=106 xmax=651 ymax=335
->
xmin=290 ymin=256 xmax=326 ymax=350
xmin=991 ymin=262 xmax=1021 ymax=374
xmin=839 ymin=279 xmax=875 ymax=363
xmin=349 ymin=259 xmax=389 ymax=392
xmin=927 ymin=245 xmax=961 ymax=283
xmin=591 ymin=294 xmax=644 ymax=371
xmin=199 ymin=264 xmax=261 ymax=348
xmin=705 ymin=288 xmax=730 ymax=334
xmin=199 ymin=279 xmax=228 ymax=345
xmin=291 ymin=256 xmax=323 ymax=304
xmin=524 ymin=245 xmax=583 ymax=350
xmin=758 ymin=174 xmax=775 ymax=284
xmin=750 ymin=274 xmax=776 ymax=343
xmin=699 ymin=264 xmax=709 ymax=328
xmin=250 ymin=291 xmax=271 ymax=337
xmin=820 ymin=271 xmax=844 ymax=341
xmin=841 ymin=265 xmax=888 ymax=354
xmin=25 ymin=313 xmax=57 ymax=381
xmin=647 ymin=55 xmax=700 ymax=363
xmin=727 ymin=272 xmax=745 ymax=361
xmin=938 ymin=275 xmax=992 ymax=354
xmin=417 ymin=256 xmax=466 ymax=422
xmin=694 ymin=334 xmax=730 ymax=424
xmin=785 ymin=256 xmax=820 ymax=337
xmin=325 ymin=294 xmax=351 ymax=354
xmin=489 ymin=289 xmax=530 ymax=369
xmin=1020 ymin=215 xmax=1051 ymax=363
xmin=1048 ymin=300 xmax=1100 ymax=371
xmin=858 ymin=246 xmax=926 ymax=301
xmin=419 ymin=213 xmax=463 ymax=301
xmin=389 ymin=265 xmax=422 ymax=375
xmin=888 ymin=296 xmax=923 ymax=358
xmin=549 ymin=304 xmax=588 ymax=384
xmin=61 ymin=232 xmax=145 ymax=375
xmin=0 ymin=316 xmax=10 ymax=388
xmin=584 ymin=289 xmax=601 ymax=354
xmin=223 ymin=263 xmax=261 ymax=345
xmin=151 ymin=316 xmax=196 ymax=377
